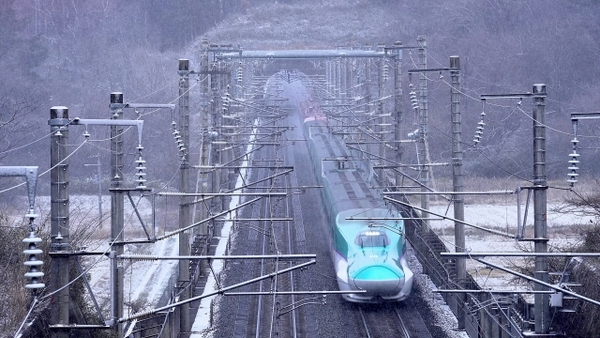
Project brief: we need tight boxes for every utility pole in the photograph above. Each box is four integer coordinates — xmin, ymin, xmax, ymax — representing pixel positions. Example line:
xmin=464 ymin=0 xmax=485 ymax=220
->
xmin=416 ymin=36 xmax=431 ymax=235
xmin=478 ymin=84 xmax=550 ymax=335
xmin=178 ymin=58 xmax=191 ymax=336
xmin=196 ymin=40 xmax=210 ymax=235
xmin=109 ymin=92 xmax=125 ymax=337
xmin=377 ymin=43 xmax=386 ymax=182
xmin=393 ymin=41 xmax=404 ymax=190
xmin=450 ymin=56 xmax=466 ymax=330
xmin=49 ymin=106 xmax=70 ymax=338
xmin=532 ymin=84 xmax=550 ymax=334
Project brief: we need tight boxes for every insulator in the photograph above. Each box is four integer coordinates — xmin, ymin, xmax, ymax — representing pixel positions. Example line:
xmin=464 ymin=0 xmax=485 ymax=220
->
xmin=567 ymin=172 xmax=579 ymax=184
xmin=472 ymin=112 xmax=486 ymax=146
xmin=23 ymin=247 xmax=43 ymax=255
xmin=568 ymin=151 xmax=580 ymax=186
xmin=23 ymin=232 xmax=45 ymax=289
xmin=237 ymin=67 xmax=243 ymax=83
xmin=23 ymin=235 xmax=42 ymax=244
xmin=382 ymin=63 xmax=389 ymax=81
xmin=25 ymin=270 xmax=44 ymax=278
xmin=411 ymin=98 xmax=418 ymax=106
xmin=135 ymin=155 xmax=147 ymax=188
xmin=24 ymin=259 xmax=44 ymax=267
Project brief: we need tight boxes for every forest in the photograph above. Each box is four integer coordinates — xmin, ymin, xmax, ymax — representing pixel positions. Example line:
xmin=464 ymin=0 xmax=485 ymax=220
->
xmin=1 ymin=0 xmax=599 ymax=191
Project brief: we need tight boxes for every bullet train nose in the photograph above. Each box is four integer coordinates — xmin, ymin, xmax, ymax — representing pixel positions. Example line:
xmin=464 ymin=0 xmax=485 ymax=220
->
xmin=351 ymin=266 xmax=404 ymax=296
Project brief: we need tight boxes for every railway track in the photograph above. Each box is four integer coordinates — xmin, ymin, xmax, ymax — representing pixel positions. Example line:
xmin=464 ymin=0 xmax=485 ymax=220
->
xmin=358 ymin=304 xmax=411 ymax=338
xmin=227 ymin=115 xmax=306 ymax=338
xmin=213 ymin=75 xmax=441 ymax=338
xmin=357 ymin=301 xmax=434 ymax=338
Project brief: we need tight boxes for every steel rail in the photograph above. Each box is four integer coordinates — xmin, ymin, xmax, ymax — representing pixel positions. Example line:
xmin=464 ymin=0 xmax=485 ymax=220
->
xmin=358 ymin=307 xmax=372 ymax=338
xmin=394 ymin=308 xmax=411 ymax=338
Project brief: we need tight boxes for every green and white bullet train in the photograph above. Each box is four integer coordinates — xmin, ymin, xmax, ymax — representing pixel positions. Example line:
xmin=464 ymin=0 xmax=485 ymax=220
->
xmin=303 ymin=113 xmax=413 ymax=303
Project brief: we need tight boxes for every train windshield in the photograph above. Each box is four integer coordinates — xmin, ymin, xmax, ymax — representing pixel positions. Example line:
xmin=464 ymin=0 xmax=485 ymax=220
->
xmin=355 ymin=230 xmax=390 ymax=248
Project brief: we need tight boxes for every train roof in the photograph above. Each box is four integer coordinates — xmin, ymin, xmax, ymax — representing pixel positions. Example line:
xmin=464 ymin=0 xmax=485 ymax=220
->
xmin=306 ymin=120 xmax=384 ymax=213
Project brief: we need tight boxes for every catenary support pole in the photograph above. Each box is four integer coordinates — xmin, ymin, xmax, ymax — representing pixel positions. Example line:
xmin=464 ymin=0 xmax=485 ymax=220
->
xmin=417 ymin=36 xmax=430 ymax=236
xmin=178 ymin=58 xmax=191 ymax=336
xmin=196 ymin=40 xmax=210 ymax=235
xmin=393 ymin=41 xmax=404 ymax=190
xmin=49 ymin=106 xmax=70 ymax=338
xmin=450 ymin=56 xmax=466 ymax=330
xmin=377 ymin=44 xmax=386 ymax=181
xmin=532 ymin=84 xmax=550 ymax=334
xmin=109 ymin=92 xmax=125 ymax=336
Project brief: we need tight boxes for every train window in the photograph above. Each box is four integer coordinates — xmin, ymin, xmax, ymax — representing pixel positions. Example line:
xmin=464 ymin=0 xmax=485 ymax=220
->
xmin=355 ymin=230 xmax=390 ymax=248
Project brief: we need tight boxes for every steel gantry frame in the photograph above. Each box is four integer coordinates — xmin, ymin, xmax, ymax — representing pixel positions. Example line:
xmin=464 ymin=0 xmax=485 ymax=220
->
xmin=24 ymin=36 xmax=587 ymax=338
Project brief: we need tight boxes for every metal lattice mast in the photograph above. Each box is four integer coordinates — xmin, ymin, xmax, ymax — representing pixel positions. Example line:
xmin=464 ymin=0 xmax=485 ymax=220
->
xmin=49 ymin=106 xmax=70 ymax=338
xmin=450 ymin=56 xmax=466 ymax=330
xmin=109 ymin=93 xmax=125 ymax=336
xmin=178 ymin=58 xmax=191 ymax=334
xmin=532 ymin=84 xmax=550 ymax=334
xmin=393 ymin=41 xmax=403 ymax=189
xmin=196 ymin=40 xmax=210 ymax=235
xmin=416 ymin=36 xmax=431 ymax=234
